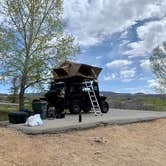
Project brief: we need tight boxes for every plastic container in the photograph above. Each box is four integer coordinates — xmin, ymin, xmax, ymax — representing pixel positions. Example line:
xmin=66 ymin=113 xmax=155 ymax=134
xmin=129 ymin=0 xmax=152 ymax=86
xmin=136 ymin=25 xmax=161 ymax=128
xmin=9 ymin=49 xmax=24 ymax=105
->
xmin=32 ymin=100 xmax=48 ymax=119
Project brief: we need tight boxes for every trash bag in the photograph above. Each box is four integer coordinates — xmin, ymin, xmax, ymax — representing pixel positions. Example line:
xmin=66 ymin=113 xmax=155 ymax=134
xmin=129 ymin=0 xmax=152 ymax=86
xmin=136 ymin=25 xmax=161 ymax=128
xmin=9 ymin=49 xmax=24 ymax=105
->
xmin=25 ymin=114 xmax=43 ymax=127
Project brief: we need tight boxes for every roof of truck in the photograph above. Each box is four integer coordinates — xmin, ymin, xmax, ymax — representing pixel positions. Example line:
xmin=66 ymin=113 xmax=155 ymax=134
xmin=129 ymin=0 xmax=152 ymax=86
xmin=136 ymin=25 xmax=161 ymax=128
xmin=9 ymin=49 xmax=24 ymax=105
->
xmin=53 ymin=61 xmax=102 ymax=80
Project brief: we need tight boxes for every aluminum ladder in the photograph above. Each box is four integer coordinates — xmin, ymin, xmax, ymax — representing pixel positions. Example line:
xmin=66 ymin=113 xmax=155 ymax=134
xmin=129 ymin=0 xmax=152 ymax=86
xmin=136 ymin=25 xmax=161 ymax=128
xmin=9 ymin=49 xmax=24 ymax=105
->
xmin=84 ymin=80 xmax=102 ymax=116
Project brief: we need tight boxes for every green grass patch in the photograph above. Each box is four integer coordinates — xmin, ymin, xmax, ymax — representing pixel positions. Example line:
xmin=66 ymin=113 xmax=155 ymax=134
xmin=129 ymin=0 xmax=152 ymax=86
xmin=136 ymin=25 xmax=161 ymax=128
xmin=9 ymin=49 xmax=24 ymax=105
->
xmin=0 ymin=104 xmax=19 ymax=121
xmin=0 ymin=112 xmax=9 ymax=121
xmin=137 ymin=96 xmax=166 ymax=111
xmin=108 ymin=95 xmax=166 ymax=111
xmin=0 ymin=104 xmax=19 ymax=112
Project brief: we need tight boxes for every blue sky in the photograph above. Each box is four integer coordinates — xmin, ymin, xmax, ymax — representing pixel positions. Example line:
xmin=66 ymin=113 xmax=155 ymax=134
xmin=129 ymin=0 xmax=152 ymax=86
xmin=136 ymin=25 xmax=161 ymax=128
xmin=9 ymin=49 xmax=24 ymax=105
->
xmin=1 ymin=0 xmax=166 ymax=94
xmin=62 ymin=0 xmax=166 ymax=93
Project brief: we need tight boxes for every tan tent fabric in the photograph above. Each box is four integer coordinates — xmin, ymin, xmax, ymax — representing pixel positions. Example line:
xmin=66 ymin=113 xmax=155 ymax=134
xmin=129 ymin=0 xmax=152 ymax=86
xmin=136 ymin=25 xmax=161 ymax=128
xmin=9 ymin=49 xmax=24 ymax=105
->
xmin=53 ymin=61 xmax=102 ymax=80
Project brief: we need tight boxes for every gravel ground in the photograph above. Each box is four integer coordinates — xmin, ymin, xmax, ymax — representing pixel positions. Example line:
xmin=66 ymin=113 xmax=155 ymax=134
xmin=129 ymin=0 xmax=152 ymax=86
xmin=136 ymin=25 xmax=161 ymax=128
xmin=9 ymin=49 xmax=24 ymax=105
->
xmin=0 ymin=119 xmax=166 ymax=166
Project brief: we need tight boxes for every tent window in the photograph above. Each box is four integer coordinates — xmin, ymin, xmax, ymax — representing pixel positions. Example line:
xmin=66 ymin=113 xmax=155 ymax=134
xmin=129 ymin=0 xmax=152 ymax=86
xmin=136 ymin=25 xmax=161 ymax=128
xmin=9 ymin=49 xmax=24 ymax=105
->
xmin=78 ymin=66 xmax=93 ymax=77
xmin=55 ymin=69 xmax=68 ymax=77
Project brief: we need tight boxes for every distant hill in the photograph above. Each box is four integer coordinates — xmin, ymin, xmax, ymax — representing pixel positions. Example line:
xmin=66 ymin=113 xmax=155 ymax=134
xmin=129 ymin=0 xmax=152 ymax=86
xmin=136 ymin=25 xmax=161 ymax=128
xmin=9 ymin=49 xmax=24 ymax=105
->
xmin=101 ymin=91 xmax=166 ymax=98
xmin=103 ymin=91 xmax=166 ymax=111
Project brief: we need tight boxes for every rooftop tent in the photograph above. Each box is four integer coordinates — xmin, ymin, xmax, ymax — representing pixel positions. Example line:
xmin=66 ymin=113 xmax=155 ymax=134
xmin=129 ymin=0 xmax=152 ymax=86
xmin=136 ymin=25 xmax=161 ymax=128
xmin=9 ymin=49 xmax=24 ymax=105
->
xmin=53 ymin=61 xmax=102 ymax=80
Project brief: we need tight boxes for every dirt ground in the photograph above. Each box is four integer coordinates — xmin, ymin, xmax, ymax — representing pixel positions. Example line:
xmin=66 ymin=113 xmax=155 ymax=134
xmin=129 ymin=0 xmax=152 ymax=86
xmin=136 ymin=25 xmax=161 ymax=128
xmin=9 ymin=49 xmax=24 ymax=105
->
xmin=0 ymin=119 xmax=166 ymax=166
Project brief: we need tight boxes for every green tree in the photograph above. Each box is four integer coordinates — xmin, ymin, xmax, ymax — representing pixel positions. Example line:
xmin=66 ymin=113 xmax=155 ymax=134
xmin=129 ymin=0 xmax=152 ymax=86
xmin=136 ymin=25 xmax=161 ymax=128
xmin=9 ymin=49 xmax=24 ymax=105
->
xmin=0 ymin=0 xmax=79 ymax=110
xmin=150 ymin=42 xmax=166 ymax=93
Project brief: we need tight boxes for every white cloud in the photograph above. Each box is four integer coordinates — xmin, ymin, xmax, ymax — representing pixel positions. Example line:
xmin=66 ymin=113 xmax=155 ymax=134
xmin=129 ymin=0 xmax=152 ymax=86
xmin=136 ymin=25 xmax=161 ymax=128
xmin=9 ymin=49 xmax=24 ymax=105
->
xmin=120 ymin=31 xmax=128 ymax=39
xmin=120 ymin=68 xmax=136 ymax=82
xmin=104 ymin=73 xmax=117 ymax=81
xmin=119 ymin=40 xmax=130 ymax=47
xmin=104 ymin=68 xmax=136 ymax=82
xmin=148 ymin=79 xmax=166 ymax=93
xmin=106 ymin=60 xmax=132 ymax=69
xmin=140 ymin=59 xmax=151 ymax=72
xmin=105 ymin=60 xmax=135 ymax=82
xmin=148 ymin=79 xmax=159 ymax=88
xmin=125 ymin=17 xmax=166 ymax=58
xmin=64 ymin=0 xmax=166 ymax=46
xmin=96 ymin=56 xmax=102 ymax=60
xmin=120 ymin=69 xmax=136 ymax=79
xmin=125 ymin=41 xmax=147 ymax=58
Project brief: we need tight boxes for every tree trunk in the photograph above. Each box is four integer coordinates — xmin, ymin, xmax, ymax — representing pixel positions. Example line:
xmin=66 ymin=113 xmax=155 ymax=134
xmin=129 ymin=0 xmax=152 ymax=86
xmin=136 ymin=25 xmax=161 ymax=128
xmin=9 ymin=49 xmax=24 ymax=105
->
xmin=19 ymin=90 xmax=25 ymax=111
xmin=19 ymin=77 xmax=26 ymax=111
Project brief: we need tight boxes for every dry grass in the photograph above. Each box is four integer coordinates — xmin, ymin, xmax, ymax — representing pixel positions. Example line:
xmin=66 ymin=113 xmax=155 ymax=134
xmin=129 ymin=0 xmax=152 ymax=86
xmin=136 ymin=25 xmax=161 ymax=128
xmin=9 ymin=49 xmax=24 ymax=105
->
xmin=0 ymin=119 xmax=166 ymax=166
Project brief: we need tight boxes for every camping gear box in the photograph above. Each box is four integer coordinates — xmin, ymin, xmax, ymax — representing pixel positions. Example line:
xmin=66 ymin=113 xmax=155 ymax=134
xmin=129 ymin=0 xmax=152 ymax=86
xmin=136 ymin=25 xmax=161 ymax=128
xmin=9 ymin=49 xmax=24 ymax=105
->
xmin=8 ymin=112 xmax=28 ymax=124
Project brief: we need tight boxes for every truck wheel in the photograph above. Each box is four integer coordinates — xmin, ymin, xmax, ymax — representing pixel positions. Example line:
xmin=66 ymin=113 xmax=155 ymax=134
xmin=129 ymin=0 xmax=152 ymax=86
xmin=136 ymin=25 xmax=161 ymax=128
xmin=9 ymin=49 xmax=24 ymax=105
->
xmin=83 ymin=107 xmax=91 ymax=113
xmin=69 ymin=102 xmax=81 ymax=114
xmin=100 ymin=101 xmax=109 ymax=113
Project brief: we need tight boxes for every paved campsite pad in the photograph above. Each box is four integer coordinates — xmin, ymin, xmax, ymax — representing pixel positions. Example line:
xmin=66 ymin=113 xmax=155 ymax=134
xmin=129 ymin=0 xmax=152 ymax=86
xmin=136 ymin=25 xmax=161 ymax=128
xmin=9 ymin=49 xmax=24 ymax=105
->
xmin=4 ymin=109 xmax=166 ymax=134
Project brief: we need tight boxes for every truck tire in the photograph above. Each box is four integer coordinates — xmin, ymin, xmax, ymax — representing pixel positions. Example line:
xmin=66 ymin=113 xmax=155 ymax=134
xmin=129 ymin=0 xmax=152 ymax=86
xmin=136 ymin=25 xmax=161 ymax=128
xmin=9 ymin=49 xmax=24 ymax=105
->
xmin=100 ymin=101 xmax=109 ymax=113
xmin=69 ymin=101 xmax=81 ymax=114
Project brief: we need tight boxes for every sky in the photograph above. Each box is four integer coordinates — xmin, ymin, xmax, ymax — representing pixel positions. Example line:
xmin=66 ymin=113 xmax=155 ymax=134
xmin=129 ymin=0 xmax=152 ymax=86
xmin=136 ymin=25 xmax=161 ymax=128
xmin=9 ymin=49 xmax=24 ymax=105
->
xmin=62 ymin=0 xmax=166 ymax=93
xmin=0 ymin=0 xmax=166 ymax=94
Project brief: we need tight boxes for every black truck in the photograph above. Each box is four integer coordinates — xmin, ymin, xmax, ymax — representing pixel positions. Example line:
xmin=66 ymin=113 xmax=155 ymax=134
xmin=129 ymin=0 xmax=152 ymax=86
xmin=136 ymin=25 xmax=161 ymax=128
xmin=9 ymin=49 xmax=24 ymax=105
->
xmin=45 ymin=61 xmax=109 ymax=114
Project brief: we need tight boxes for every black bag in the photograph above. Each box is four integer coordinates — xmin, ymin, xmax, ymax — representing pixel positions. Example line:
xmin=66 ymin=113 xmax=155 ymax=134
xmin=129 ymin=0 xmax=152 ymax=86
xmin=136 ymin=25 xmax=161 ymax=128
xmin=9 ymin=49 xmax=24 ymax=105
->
xmin=8 ymin=112 xmax=28 ymax=124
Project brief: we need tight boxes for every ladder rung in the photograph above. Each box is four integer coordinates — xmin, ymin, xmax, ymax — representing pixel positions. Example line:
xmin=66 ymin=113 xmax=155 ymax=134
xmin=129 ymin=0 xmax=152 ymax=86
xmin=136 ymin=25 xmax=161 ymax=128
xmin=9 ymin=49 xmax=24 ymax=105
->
xmin=93 ymin=105 xmax=99 ymax=107
xmin=95 ymin=111 xmax=101 ymax=113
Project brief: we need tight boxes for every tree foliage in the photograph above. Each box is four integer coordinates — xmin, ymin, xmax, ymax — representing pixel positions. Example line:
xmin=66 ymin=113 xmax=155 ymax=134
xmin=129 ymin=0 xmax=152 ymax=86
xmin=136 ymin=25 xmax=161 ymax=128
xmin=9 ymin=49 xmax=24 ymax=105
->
xmin=150 ymin=42 xmax=166 ymax=93
xmin=0 ymin=0 xmax=79 ymax=110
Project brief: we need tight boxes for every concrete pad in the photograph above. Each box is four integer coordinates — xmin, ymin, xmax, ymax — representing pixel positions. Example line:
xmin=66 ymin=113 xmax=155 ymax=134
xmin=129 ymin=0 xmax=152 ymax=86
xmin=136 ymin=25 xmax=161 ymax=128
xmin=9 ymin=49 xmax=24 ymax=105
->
xmin=4 ymin=109 xmax=166 ymax=134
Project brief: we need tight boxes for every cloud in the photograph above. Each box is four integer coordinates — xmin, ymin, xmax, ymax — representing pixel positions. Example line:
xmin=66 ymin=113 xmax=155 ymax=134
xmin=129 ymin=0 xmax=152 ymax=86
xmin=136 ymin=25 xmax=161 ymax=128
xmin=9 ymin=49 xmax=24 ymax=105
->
xmin=147 ymin=79 xmax=166 ymax=93
xmin=140 ymin=59 xmax=151 ymax=71
xmin=120 ymin=68 xmax=136 ymax=82
xmin=64 ymin=0 xmax=166 ymax=46
xmin=96 ymin=56 xmax=102 ymax=60
xmin=124 ymin=87 xmax=149 ymax=93
xmin=119 ymin=40 xmax=130 ymax=47
xmin=104 ymin=68 xmax=136 ymax=82
xmin=106 ymin=60 xmax=132 ymax=69
xmin=120 ymin=31 xmax=128 ymax=39
xmin=148 ymin=79 xmax=159 ymax=88
xmin=125 ymin=41 xmax=147 ymax=58
xmin=125 ymin=17 xmax=166 ymax=58
xmin=104 ymin=73 xmax=117 ymax=81
xmin=105 ymin=59 xmax=135 ymax=82
xmin=120 ymin=69 xmax=136 ymax=79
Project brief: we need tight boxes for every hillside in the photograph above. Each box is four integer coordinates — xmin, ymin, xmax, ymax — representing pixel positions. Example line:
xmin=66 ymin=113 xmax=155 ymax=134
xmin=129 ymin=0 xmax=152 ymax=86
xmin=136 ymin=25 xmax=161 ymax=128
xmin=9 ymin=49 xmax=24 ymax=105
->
xmin=104 ymin=92 xmax=166 ymax=111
